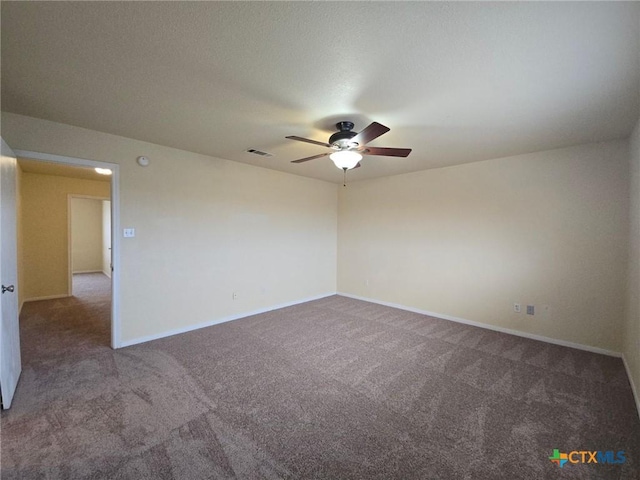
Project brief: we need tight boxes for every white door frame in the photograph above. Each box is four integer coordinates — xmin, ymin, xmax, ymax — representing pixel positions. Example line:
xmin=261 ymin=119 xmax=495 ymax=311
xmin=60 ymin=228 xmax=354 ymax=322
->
xmin=14 ymin=150 xmax=122 ymax=349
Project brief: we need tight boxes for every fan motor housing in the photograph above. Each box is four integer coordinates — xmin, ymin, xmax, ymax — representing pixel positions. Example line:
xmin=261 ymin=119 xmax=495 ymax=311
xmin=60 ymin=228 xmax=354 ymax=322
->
xmin=329 ymin=121 xmax=358 ymax=148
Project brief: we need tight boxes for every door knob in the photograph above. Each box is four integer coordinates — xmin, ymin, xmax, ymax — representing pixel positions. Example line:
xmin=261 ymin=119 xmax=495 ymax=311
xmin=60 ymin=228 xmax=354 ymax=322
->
xmin=2 ymin=285 xmax=15 ymax=294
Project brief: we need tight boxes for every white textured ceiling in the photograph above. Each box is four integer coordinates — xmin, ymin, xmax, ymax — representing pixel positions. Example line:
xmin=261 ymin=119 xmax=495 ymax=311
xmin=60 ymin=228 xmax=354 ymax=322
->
xmin=2 ymin=2 xmax=639 ymax=183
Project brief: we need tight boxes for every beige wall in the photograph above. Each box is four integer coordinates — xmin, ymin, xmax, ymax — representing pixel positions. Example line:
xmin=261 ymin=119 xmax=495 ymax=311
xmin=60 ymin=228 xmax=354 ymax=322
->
xmin=5 ymin=111 xmax=633 ymax=361
xmin=102 ymin=200 xmax=111 ymax=277
xmin=625 ymin=118 xmax=640 ymax=407
xmin=3 ymin=112 xmax=338 ymax=344
xmin=20 ymin=172 xmax=110 ymax=300
xmin=338 ymin=141 xmax=629 ymax=352
xmin=70 ymin=197 xmax=104 ymax=273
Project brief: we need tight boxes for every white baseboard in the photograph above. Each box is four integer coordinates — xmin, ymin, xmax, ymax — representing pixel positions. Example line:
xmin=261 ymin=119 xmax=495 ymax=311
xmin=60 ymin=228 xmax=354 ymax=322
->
xmin=337 ymin=292 xmax=622 ymax=358
xmin=72 ymin=270 xmax=103 ymax=274
xmin=119 ymin=292 xmax=337 ymax=348
xmin=23 ymin=294 xmax=71 ymax=303
xmin=622 ymin=354 xmax=640 ymax=420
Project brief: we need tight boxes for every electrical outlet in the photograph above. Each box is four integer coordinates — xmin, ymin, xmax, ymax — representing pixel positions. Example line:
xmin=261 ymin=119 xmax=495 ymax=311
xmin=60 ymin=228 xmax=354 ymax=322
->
xmin=514 ymin=303 xmax=521 ymax=313
xmin=232 ymin=292 xmax=238 ymax=300
xmin=527 ymin=305 xmax=535 ymax=315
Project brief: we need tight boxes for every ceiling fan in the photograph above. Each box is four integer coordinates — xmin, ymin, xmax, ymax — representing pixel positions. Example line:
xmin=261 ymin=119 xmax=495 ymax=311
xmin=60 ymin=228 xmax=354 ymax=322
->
xmin=286 ymin=121 xmax=412 ymax=170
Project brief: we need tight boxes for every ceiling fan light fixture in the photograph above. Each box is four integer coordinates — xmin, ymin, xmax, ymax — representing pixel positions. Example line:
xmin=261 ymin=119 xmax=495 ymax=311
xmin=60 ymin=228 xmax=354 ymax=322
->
xmin=330 ymin=150 xmax=362 ymax=170
xmin=287 ymin=121 xmax=411 ymax=170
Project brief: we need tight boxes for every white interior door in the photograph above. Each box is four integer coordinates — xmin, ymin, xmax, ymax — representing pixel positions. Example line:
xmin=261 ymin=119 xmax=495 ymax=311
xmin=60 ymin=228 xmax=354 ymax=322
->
xmin=0 ymin=138 xmax=21 ymax=409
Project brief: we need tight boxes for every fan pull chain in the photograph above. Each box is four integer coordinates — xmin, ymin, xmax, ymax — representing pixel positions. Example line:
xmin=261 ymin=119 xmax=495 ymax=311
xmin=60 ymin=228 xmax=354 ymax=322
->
xmin=343 ymin=168 xmax=347 ymax=187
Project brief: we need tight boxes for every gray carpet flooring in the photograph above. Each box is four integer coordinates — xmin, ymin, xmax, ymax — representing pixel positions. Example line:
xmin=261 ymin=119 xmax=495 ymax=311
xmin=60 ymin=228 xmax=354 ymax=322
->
xmin=2 ymin=273 xmax=639 ymax=479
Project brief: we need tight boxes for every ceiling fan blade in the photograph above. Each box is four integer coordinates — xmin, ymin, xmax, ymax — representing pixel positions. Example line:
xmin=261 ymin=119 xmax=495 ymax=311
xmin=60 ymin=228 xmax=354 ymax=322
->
xmin=286 ymin=135 xmax=332 ymax=148
xmin=351 ymin=122 xmax=390 ymax=146
xmin=364 ymin=146 xmax=412 ymax=157
xmin=291 ymin=152 xmax=330 ymax=164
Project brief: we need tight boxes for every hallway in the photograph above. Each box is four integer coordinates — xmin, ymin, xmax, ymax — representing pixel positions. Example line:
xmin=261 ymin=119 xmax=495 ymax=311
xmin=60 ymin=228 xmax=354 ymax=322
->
xmin=19 ymin=272 xmax=111 ymax=370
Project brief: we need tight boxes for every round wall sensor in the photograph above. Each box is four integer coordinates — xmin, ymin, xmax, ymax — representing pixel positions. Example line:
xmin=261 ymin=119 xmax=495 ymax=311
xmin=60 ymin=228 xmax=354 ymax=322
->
xmin=137 ymin=156 xmax=150 ymax=167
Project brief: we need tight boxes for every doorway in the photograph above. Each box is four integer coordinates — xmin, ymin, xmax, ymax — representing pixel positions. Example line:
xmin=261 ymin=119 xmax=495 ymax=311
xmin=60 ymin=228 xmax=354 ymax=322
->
xmin=69 ymin=195 xmax=111 ymax=288
xmin=14 ymin=150 xmax=120 ymax=348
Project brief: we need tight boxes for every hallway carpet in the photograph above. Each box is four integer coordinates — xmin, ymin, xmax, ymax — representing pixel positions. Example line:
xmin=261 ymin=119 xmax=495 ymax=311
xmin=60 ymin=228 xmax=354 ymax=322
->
xmin=2 ymin=281 xmax=639 ymax=479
